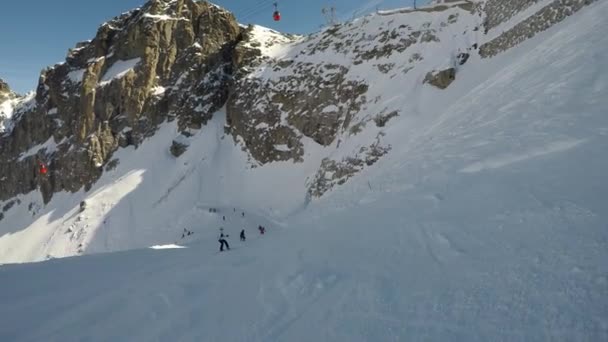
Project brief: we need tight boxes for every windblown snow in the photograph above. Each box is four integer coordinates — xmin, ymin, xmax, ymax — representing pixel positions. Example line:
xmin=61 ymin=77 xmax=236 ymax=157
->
xmin=0 ymin=99 xmax=17 ymax=133
xmin=0 ymin=1 xmax=607 ymax=341
xmin=99 ymin=58 xmax=141 ymax=86
xmin=0 ymin=92 xmax=36 ymax=135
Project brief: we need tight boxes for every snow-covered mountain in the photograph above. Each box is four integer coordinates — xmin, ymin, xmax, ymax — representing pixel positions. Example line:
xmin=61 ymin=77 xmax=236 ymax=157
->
xmin=0 ymin=0 xmax=607 ymax=339
xmin=0 ymin=0 xmax=597 ymax=263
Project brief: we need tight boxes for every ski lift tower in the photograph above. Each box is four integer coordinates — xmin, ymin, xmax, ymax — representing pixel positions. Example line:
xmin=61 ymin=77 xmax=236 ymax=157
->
xmin=321 ymin=5 xmax=337 ymax=26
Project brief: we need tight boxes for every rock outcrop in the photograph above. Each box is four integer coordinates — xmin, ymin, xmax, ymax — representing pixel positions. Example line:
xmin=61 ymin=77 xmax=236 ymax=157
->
xmin=0 ymin=0 xmax=242 ymax=203
xmin=424 ymin=68 xmax=456 ymax=89
xmin=0 ymin=78 xmax=15 ymax=102
xmin=170 ymin=139 xmax=189 ymax=157
xmin=480 ymin=0 xmax=598 ymax=58
xmin=307 ymin=134 xmax=391 ymax=197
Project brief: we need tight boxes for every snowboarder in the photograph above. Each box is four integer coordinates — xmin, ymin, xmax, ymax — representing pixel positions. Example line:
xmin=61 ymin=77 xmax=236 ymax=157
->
xmin=240 ymin=229 xmax=246 ymax=241
xmin=218 ymin=228 xmax=230 ymax=251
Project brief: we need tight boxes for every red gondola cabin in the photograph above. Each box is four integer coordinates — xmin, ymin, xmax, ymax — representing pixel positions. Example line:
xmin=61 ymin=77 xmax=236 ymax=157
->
xmin=39 ymin=162 xmax=48 ymax=175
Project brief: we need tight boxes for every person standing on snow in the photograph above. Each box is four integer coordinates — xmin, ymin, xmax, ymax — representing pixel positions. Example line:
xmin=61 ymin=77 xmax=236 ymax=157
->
xmin=218 ymin=228 xmax=230 ymax=251
xmin=240 ymin=229 xmax=246 ymax=241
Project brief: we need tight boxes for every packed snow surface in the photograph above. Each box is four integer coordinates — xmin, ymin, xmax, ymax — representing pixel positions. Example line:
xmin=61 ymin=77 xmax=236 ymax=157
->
xmin=66 ymin=68 xmax=85 ymax=84
xmin=0 ymin=1 xmax=607 ymax=341
xmin=149 ymin=244 xmax=186 ymax=249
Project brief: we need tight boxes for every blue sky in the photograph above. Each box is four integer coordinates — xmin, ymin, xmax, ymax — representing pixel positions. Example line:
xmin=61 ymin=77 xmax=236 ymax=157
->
xmin=0 ymin=0 xmax=427 ymax=93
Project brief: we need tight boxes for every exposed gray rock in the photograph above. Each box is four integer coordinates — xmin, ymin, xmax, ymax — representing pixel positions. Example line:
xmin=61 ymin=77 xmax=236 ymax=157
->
xmin=483 ymin=0 xmax=545 ymax=31
xmin=374 ymin=110 xmax=399 ymax=128
xmin=307 ymin=136 xmax=391 ymax=198
xmin=105 ymin=158 xmax=120 ymax=171
xmin=227 ymin=58 xmax=368 ymax=163
xmin=480 ymin=0 xmax=597 ymax=58
xmin=424 ymin=68 xmax=456 ymax=89
xmin=170 ymin=140 xmax=189 ymax=157
xmin=2 ymin=200 xmax=16 ymax=212
xmin=0 ymin=78 xmax=15 ymax=102
xmin=457 ymin=52 xmax=470 ymax=65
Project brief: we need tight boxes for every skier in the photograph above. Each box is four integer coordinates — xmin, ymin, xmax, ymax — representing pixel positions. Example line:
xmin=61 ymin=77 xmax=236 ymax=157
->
xmin=258 ymin=225 xmax=265 ymax=235
xmin=218 ymin=228 xmax=230 ymax=251
xmin=222 ymin=215 xmax=226 ymax=221
xmin=240 ymin=229 xmax=246 ymax=241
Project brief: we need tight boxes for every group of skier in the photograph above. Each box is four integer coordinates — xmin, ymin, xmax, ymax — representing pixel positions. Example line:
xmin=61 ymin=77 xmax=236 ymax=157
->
xmin=215 ymin=207 xmax=269 ymax=252
xmin=181 ymin=208 xmax=269 ymax=252
xmin=218 ymin=225 xmax=267 ymax=252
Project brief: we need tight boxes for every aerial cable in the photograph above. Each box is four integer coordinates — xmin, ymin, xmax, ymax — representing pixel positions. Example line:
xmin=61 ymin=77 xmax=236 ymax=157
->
xmin=239 ymin=1 xmax=276 ymax=21
xmin=237 ymin=0 xmax=275 ymax=18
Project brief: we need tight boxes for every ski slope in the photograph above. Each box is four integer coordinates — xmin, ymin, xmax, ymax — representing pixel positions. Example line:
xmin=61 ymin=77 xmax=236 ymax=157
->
xmin=1 ymin=1 xmax=608 ymax=341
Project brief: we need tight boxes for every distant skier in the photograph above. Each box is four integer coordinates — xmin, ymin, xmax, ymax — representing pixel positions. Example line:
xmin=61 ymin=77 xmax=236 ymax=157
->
xmin=222 ymin=215 xmax=226 ymax=221
xmin=218 ymin=229 xmax=230 ymax=251
xmin=242 ymin=212 xmax=245 ymax=217
xmin=258 ymin=225 xmax=265 ymax=235
xmin=240 ymin=229 xmax=246 ymax=241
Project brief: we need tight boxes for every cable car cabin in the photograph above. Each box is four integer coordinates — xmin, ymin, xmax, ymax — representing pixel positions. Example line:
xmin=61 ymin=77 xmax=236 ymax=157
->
xmin=273 ymin=11 xmax=281 ymax=21
xmin=39 ymin=162 xmax=48 ymax=175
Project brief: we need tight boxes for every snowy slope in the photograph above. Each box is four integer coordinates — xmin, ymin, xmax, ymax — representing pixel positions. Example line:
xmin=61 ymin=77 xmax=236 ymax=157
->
xmin=0 ymin=1 xmax=481 ymax=263
xmin=0 ymin=98 xmax=16 ymax=133
xmin=0 ymin=92 xmax=35 ymax=134
xmin=0 ymin=0 xmax=600 ymax=263
xmin=0 ymin=1 xmax=607 ymax=341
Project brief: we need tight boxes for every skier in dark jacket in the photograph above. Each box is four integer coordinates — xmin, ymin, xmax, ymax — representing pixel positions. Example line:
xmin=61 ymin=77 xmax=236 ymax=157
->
xmin=218 ymin=229 xmax=230 ymax=251
xmin=240 ymin=229 xmax=246 ymax=241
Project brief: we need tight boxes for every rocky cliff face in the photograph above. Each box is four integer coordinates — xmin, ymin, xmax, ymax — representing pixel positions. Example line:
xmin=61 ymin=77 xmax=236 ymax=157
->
xmin=0 ymin=0 xmax=242 ymax=204
xmin=0 ymin=0 xmax=598 ymax=208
